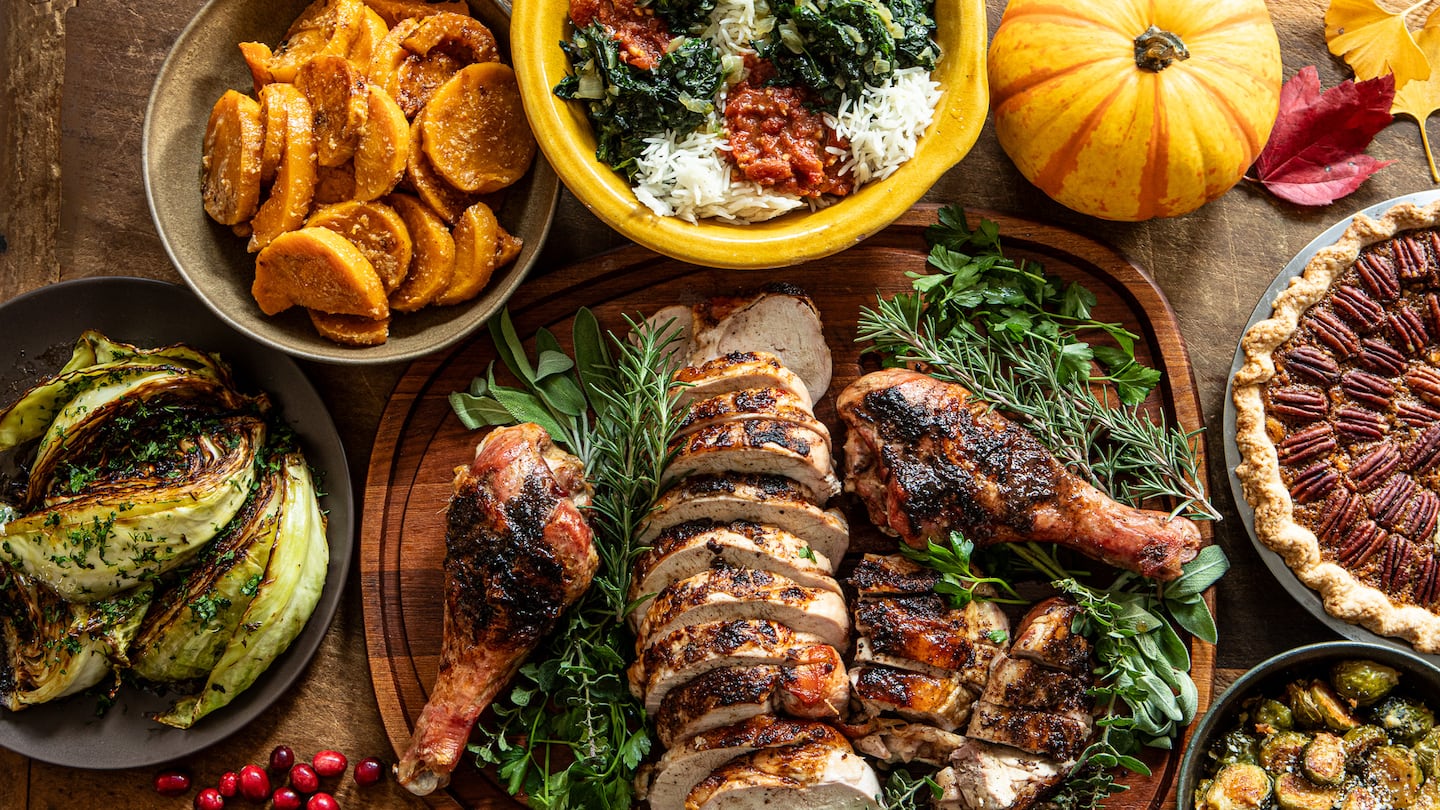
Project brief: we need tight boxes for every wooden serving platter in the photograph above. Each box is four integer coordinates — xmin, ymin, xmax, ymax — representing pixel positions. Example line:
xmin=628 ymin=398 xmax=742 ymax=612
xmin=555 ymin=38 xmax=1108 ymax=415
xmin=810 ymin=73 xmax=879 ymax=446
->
xmin=360 ymin=206 xmax=1216 ymax=809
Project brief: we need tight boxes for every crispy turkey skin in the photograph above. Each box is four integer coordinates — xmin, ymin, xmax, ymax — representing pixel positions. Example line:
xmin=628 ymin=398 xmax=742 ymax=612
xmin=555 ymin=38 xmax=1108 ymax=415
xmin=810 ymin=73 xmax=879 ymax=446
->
xmin=395 ymin=423 xmax=596 ymax=796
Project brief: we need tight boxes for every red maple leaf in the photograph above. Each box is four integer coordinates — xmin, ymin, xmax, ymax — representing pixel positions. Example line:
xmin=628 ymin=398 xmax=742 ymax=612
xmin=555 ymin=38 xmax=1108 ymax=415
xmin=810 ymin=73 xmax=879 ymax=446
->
xmin=1252 ymin=66 xmax=1395 ymax=206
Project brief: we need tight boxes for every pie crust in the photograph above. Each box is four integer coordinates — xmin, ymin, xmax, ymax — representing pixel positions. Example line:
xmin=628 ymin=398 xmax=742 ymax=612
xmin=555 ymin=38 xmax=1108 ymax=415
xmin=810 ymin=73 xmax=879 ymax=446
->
xmin=1234 ymin=200 xmax=1440 ymax=653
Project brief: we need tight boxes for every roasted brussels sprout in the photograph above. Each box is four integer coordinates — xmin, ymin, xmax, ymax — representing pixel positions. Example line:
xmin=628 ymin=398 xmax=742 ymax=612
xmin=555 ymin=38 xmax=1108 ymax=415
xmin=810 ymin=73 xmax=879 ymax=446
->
xmin=1303 ymin=732 xmax=1348 ymax=785
xmin=1346 ymin=725 xmax=1390 ymax=762
xmin=1289 ymin=679 xmax=1361 ymax=732
xmin=1414 ymin=779 xmax=1440 ymax=810
xmin=1340 ymin=786 xmax=1383 ymax=810
xmin=1334 ymin=660 xmax=1402 ymax=706
xmin=1198 ymin=763 xmax=1272 ymax=810
xmin=1210 ymin=729 xmax=1261 ymax=768
xmin=1373 ymin=696 xmax=1437 ymax=746
xmin=1417 ymin=727 xmax=1440 ymax=777
xmin=1364 ymin=745 xmax=1424 ymax=807
xmin=1274 ymin=772 xmax=1339 ymax=810
xmin=1260 ymin=730 xmax=1311 ymax=772
xmin=1255 ymin=698 xmax=1294 ymax=732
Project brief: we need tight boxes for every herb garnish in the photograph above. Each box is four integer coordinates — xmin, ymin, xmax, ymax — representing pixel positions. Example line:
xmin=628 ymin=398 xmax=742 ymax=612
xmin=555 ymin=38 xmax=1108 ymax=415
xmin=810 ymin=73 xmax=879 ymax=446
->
xmin=898 ymin=532 xmax=1024 ymax=609
xmin=451 ymin=309 xmax=687 ymax=809
xmin=856 ymin=206 xmax=1219 ymax=521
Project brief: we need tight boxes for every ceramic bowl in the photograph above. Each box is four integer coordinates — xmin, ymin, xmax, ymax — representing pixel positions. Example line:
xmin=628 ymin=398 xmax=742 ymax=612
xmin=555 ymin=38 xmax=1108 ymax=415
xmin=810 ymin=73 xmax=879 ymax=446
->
xmin=1177 ymin=641 xmax=1440 ymax=808
xmin=511 ymin=0 xmax=988 ymax=269
xmin=144 ymin=0 xmax=559 ymax=364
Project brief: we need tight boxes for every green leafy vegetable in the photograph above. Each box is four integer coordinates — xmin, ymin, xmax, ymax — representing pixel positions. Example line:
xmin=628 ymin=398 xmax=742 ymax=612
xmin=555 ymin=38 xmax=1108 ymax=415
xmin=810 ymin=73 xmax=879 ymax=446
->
xmin=455 ymin=309 xmax=688 ymax=809
xmin=642 ymin=0 xmax=716 ymax=34
xmin=898 ymin=532 xmax=1025 ymax=609
xmin=760 ymin=0 xmax=936 ymax=107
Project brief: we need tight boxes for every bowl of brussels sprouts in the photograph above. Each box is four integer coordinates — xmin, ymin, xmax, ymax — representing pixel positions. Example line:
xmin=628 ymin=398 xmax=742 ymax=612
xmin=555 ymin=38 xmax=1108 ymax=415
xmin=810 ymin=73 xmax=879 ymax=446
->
xmin=1179 ymin=641 xmax=1440 ymax=810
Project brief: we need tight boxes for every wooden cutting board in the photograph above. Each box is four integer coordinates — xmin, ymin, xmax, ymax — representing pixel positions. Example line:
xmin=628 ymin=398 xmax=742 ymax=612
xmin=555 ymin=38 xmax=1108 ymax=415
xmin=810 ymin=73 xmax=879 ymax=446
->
xmin=360 ymin=205 xmax=1216 ymax=809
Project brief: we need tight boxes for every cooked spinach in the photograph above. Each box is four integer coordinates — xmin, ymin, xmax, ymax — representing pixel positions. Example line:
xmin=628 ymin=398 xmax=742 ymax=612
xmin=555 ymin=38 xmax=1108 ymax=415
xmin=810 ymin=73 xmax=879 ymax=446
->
xmin=642 ymin=0 xmax=716 ymax=34
xmin=555 ymin=25 xmax=725 ymax=179
xmin=759 ymin=0 xmax=936 ymax=107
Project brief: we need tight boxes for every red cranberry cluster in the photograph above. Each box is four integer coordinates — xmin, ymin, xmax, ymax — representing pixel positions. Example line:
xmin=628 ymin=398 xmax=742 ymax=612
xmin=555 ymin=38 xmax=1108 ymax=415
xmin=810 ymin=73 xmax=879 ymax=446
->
xmin=153 ymin=745 xmax=387 ymax=808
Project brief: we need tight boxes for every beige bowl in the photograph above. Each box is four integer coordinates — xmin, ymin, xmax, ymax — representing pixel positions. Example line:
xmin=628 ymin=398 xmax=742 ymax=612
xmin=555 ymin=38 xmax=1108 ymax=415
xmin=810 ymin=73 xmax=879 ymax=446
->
xmin=144 ymin=0 xmax=558 ymax=364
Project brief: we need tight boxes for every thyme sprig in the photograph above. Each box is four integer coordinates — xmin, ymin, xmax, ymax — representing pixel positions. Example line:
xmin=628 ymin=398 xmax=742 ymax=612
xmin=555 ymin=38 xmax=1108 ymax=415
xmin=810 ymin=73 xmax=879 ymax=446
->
xmin=855 ymin=207 xmax=1219 ymax=521
xmin=451 ymin=308 xmax=687 ymax=809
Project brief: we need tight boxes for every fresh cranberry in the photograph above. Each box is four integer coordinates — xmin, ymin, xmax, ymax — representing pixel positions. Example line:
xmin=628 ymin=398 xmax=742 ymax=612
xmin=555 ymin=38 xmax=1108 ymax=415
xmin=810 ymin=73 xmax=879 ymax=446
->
xmin=311 ymin=750 xmax=347 ymax=778
xmin=306 ymin=793 xmax=339 ymax=810
xmin=290 ymin=763 xmax=320 ymax=794
xmin=269 ymin=745 xmax=296 ymax=772
xmin=217 ymin=771 xmax=239 ymax=798
xmin=238 ymin=764 xmax=271 ymax=802
xmin=352 ymin=757 xmax=384 ymax=787
xmin=271 ymin=787 xmax=303 ymax=810
xmin=194 ymin=788 xmax=226 ymax=810
xmin=153 ymin=769 xmax=191 ymax=797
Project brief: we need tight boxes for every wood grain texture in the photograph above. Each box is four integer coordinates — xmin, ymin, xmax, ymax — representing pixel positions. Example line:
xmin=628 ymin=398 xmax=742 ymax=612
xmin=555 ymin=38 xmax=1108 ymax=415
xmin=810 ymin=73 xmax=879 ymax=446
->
xmin=361 ymin=206 xmax=1216 ymax=809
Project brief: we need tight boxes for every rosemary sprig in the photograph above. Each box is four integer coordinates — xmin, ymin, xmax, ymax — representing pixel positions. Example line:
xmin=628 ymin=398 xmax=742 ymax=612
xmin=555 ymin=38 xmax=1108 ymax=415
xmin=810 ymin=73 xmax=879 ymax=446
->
xmin=452 ymin=308 xmax=686 ymax=809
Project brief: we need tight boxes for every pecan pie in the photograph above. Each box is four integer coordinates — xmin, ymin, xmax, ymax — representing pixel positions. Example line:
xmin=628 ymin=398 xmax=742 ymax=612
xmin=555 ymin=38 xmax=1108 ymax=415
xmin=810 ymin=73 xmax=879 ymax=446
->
xmin=1234 ymin=201 xmax=1440 ymax=652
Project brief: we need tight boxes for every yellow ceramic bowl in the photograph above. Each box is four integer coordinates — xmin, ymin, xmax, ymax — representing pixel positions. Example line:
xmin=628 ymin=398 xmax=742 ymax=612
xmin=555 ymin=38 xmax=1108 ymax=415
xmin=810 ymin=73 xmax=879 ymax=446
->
xmin=512 ymin=0 xmax=989 ymax=269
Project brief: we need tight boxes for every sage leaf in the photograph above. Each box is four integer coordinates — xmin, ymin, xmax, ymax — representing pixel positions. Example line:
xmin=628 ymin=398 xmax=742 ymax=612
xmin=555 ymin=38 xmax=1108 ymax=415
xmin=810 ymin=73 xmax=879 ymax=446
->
xmin=572 ymin=307 xmax=615 ymax=397
xmin=1167 ymin=591 xmax=1218 ymax=644
xmin=536 ymin=349 xmax=576 ymax=380
xmin=490 ymin=309 xmax=535 ymax=384
xmin=489 ymin=386 xmax=570 ymax=442
xmin=449 ymin=391 xmax=519 ymax=430
xmin=1166 ymin=544 xmax=1230 ymax=600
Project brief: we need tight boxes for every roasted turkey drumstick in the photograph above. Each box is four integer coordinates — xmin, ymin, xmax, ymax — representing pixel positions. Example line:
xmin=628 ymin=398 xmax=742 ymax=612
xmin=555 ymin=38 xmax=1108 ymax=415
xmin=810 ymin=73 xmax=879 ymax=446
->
xmin=396 ymin=423 xmax=597 ymax=796
xmin=838 ymin=369 xmax=1201 ymax=581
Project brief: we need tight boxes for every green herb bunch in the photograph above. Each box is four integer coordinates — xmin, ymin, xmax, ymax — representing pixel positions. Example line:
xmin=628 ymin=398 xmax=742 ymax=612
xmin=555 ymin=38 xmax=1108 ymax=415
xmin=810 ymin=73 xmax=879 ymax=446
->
xmin=449 ymin=309 xmax=688 ymax=809
xmin=856 ymin=206 xmax=1219 ymax=521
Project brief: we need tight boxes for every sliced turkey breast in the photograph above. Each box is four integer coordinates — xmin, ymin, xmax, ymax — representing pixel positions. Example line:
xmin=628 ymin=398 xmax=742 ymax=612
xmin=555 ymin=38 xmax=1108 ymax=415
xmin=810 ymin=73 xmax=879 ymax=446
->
xmin=684 ymin=737 xmax=880 ymax=810
xmin=980 ymin=655 xmax=1093 ymax=716
xmin=664 ymin=419 xmax=840 ymax=503
xmin=654 ymin=659 xmax=848 ymax=747
xmin=1009 ymin=597 xmax=1092 ymax=675
xmin=852 ymin=596 xmax=1007 ymax=685
xmin=849 ymin=665 xmax=976 ymax=732
xmin=851 ymin=718 xmax=969 ymax=767
xmin=637 ymin=568 xmax=850 ymax=652
xmin=686 ymin=286 xmax=834 ymax=401
xmin=966 ymin=700 xmax=1092 ymax=762
xmin=642 ymin=717 xmax=847 ymax=810
xmin=639 ymin=474 xmax=850 ymax=563
xmin=674 ymin=351 xmax=813 ymax=410
xmin=934 ymin=738 xmax=1066 ymax=810
xmin=677 ymin=387 xmax=829 ymax=443
xmin=628 ymin=618 xmax=828 ymax=714
xmin=630 ymin=521 xmax=840 ymax=610
xmin=848 ymin=553 xmax=942 ymax=597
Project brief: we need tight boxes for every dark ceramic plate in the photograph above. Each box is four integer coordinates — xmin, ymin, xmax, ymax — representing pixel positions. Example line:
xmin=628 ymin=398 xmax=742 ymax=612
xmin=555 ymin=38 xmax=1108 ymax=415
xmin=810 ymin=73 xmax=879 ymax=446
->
xmin=1177 ymin=641 xmax=1440 ymax=808
xmin=0 ymin=277 xmax=353 ymax=768
xmin=142 ymin=0 xmax=559 ymax=364
xmin=1223 ymin=190 xmax=1440 ymax=658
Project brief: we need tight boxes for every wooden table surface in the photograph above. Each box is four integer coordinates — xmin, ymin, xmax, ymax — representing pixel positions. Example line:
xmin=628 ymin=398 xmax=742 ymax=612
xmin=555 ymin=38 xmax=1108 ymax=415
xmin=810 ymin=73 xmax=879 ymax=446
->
xmin=0 ymin=0 xmax=1429 ymax=806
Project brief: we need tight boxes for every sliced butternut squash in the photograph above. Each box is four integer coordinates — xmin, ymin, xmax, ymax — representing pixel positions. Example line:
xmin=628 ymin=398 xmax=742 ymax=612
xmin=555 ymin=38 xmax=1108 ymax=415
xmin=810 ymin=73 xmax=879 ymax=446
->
xmin=296 ymin=54 xmax=369 ymax=168
xmin=403 ymin=12 xmax=497 ymax=65
xmin=496 ymin=224 xmax=522 ymax=269
xmin=201 ymin=90 xmax=265 ymax=226
xmin=248 ymin=85 xmax=318 ymax=252
xmin=435 ymin=201 xmax=497 ymax=306
xmin=308 ymin=310 xmax=390 ymax=345
xmin=361 ymin=0 xmax=468 ymax=26
xmin=258 ymin=83 xmax=294 ymax=186
xmin=347 ymin=6 xmax=389 ymax=73
xmin=314 ymin=162 xmax=358 ymax=204
xmin=353 ymin=84 xmax=409 ymax=201
xmin=420 ymin=62 xmax=535 ymax=193
xmin=367 ymin=12 xmax=496 ymax=117
xmin=385 ymin=193 xmax=454 ymax=312
xmin=405 ymin=118 xmax=475 ymax=223
xmin=265 ymin=0 xmax=368 ymax=83
xmin=238 ymin=42 xmax=277 ymax=93
xmin=253 ymin=227 xmax=387 ymax=318
xmin=307 ymin=200 xmax=413 ymax=292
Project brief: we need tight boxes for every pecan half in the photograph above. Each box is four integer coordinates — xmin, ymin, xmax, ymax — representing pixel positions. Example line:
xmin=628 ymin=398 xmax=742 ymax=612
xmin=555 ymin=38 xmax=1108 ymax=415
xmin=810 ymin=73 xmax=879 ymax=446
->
xmin=1332 ymin=284 xmax=1386 ymax=331
xmin=1370 ymin=474 xmax=1417 ymax=529
xmin=1404 ymin=422 xmax=1440 ymax=474
xmin=1308 ymin=310 xmax=1361 ymax=357
xmin=1382 ymin=535 xmax=1416 ymax=593
xmin=1352 ymin=444 xmax=1402 ymax=491
xmin=1284 ymin=345 xmax=1342 ymax=385
xmin=1357 ymin=252 xmax=1402 ymax=301
xmin=1290 ymin=461 xmax=1340 ymax=503
xmin=1399 ymin=399 xmax=1440 ymax=428
xmin=1278 ymin=423 xmax=1337 ymax=466
xmin=1406 ymin=366 xmax=1440 ymax=406
xmin=1389 ymin=304 xmax=1431 ymax=355
xmin=1357 ymin=338 xmax=1407 ymax=376
xmin=1334 ymin=405 xmax=1387 ymax=443
xmin=1270 ymin=386 xmax=1329 ymax=421
xmin=1316 ymin=487 xmax=1364 ymax=539
xmin=1342 ymin=369 xmax=1396 ymax=409
xmin=1415 ymin=556 xmax=1440 ymax=605
xmin=1394 ymin=234 xmax=1430 ymax=281
xmin=1408 ymin=490 xmax=1440 ymax=540
xmin=1338 ymin=520 xmax=1388 ymax=568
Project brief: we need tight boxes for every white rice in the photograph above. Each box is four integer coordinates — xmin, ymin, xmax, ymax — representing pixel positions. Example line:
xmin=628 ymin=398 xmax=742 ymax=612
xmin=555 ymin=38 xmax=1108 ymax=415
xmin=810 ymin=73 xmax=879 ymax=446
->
xmin=631 ymin=2 xmax=941 ymax=224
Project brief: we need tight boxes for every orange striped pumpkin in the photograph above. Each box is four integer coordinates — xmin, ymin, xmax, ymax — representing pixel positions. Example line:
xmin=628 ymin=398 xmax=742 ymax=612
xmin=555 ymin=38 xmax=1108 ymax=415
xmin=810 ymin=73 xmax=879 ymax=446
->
xmin=988 ymin=0 xmax=1282 ymax=222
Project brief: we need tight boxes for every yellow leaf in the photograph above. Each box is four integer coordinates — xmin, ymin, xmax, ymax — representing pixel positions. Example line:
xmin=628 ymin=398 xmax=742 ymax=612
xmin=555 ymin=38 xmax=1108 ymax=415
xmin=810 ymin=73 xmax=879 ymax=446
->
xmin=1392 ymin=10 xmax=1440 ymax=180
xmin=1327 ymin=0 xmax=1431 ymax=86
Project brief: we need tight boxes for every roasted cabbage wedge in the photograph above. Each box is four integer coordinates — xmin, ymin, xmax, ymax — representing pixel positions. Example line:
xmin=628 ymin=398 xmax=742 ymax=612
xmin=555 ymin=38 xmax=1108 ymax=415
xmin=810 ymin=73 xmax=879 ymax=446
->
xmin=0 ymin=568 xmax=152 ymax=710
xmin=157 ymin=454 xmax=328 ymax=728
xmin=129 ymin=466 xmax=284 ymax=683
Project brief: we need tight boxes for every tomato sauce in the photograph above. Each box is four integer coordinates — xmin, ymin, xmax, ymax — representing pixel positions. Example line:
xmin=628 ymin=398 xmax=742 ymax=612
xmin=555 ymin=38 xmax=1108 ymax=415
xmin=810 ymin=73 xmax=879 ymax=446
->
xmin=570 ymin=0 xmax=672 ymax=70
xmin=723 ymin=62 xmax=852 ymax=198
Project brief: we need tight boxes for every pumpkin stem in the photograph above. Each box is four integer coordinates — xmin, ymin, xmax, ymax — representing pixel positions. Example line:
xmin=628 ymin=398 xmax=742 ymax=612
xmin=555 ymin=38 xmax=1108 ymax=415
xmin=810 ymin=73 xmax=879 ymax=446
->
xmin=1134 ymin=25 xmax=1190 ymax=72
